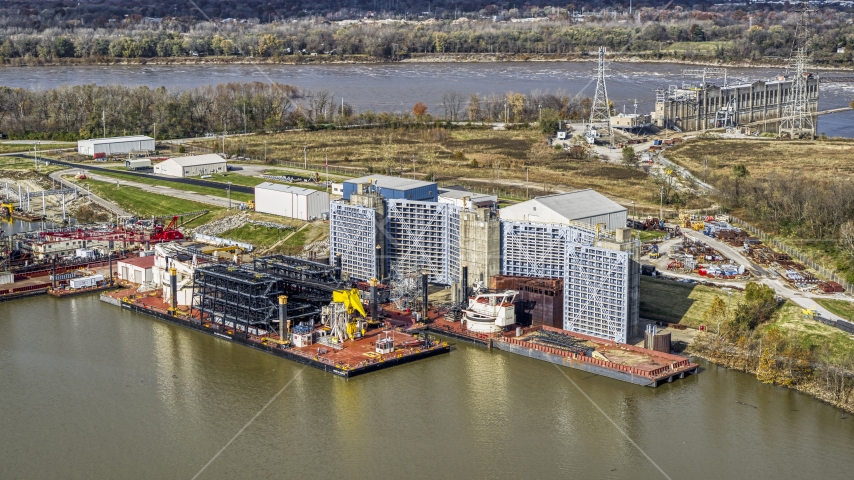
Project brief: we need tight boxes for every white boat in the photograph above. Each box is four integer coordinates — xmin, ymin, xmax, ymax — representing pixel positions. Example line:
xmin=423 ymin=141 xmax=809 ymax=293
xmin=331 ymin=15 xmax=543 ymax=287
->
xmin=462 ymin=290 xmax=518 ymax=334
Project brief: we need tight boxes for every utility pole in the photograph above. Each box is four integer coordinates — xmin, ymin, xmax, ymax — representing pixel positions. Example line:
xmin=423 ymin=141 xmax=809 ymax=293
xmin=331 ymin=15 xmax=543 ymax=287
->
xmin=659 ymin=186 xmax=664 ymax=220
xmin=304 ymin=144 xmax=307 ymax=169
xmin=102 ymin=109 xmax=106 ymax=137
xmin=589 ymin=46 xmax=614 ymax=145
xmin=264 ymin=140 xmax=267 ymax=163
xmin=227 ymin=182 xmax=231 ymax=209
xmin=526 ymin=167 xmax=529 ymax=199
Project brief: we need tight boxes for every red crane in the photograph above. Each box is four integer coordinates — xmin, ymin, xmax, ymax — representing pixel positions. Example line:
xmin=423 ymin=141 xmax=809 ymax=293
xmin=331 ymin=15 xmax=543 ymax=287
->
xmin=150 ymin=216 xmax=184 ymax=243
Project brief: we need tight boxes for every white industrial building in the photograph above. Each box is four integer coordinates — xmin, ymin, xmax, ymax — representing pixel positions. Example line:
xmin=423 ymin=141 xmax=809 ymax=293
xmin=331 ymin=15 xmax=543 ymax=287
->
xmin=116 ymin=255 xmax=155 ymax=285
xmin=499 ymin=190 xmax=627 ymax=231
xmin=438 ymin=188 xmax=498 ymax=209
xmin=254 ymin=182 xmax=329 ymax=220
xmin=154 ymin=154 xmax=227 ymax=178
xmin=77 ymin=135 xmax=154 ymax=157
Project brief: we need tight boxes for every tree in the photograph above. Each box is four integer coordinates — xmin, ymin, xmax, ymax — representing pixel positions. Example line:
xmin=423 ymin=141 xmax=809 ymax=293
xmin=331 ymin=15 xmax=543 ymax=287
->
xmin=732 ymin=163 xmax=749 ymax=204
xmin=539 ymin=108 xmax=560 ymax=135
xmin=703 ymin=296 xmax=729 ymax=335
xmin=621 ymin=146 xmax=636 ymax=167
xmin=413 ymin=102 xmax=427 ymax=119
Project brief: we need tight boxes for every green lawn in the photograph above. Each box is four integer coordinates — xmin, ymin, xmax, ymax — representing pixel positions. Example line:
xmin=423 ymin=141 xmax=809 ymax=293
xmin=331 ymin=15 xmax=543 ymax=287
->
xmin=0 ymin=142 xmax=75 ymax=154
xmin=78 ymin=178 xmax=220 ymax=226
xmin=816 ymin=299 xmax=854 ymax=323
xmin=219 ymin=223 xmax=298 ymax=247
xmin=639 ymin=276 xmax=743 ymax=327
xmin=91 ymin=169 xmax=253 ymax=203
xmin=771 ymin=300 xmax=854 ymax=362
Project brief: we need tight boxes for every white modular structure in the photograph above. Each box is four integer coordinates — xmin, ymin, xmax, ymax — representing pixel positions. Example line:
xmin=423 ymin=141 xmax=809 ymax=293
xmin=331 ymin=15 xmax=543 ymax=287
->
xmin=499 ymin=189 xmax=627 ymax=231
xmin=330 ymin=201 xmax=380 ymax=281
xmin=117 ymin=256 xmax=155 ymax=285
xmin=154 ymin=154 xmax=227 ymax=177
xmin=386 ymin=199 xmax=460 ymax=285
xmin=501 ymin=220 xmax=633 ymax=343
xmin=69 ymin=274 xmax=104 ymax=289
xmin=254 ymin=182 xmax=329 ymax=220
xmin=438 ymin=189 xmax=498 ymax=209
xmin=126 ymin=159 xmax=152 ymax=170
xmin=77 ymin=136 xmax=154 ymax=156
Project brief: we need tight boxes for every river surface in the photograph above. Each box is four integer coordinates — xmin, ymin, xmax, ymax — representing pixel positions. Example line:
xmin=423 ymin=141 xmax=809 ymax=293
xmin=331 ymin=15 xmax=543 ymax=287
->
xmin=0 ymin=62 xmax=851 ymax=137
xmin=1 ymin=295 xmax=853 ymax=479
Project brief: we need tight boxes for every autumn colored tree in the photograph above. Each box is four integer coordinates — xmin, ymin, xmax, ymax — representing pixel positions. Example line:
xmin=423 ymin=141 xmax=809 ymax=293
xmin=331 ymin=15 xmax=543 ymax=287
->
xmin=413 ymin=102 xmax=428 ymax=118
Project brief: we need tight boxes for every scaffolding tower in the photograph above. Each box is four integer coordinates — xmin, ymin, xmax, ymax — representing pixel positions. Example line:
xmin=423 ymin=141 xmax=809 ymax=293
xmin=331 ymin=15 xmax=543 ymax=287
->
xmin=501 ymin=220 xmax=630 ymax=343
xmin=564 ymin=245 xmax=629 ymax=343
xmin=779 ymin=5 xmax=816 ymax=138
xmin=329 ymin=201 xmax=379 ymax=281
xmin=588 ymin=46 xmax=613 ymax=144
xmin=386 ymin=199 xmax=460 ymax=285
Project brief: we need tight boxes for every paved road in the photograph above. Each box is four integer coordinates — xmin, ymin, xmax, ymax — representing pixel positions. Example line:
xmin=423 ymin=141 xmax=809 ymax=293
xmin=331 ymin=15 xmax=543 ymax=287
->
xmin=49 ymin=169 xmax=131 ymax=216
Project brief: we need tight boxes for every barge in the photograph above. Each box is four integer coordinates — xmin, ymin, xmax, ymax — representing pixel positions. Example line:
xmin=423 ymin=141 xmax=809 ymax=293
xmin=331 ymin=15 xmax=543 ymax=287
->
xmin=100 ymin=290 xmax=450 ymax=378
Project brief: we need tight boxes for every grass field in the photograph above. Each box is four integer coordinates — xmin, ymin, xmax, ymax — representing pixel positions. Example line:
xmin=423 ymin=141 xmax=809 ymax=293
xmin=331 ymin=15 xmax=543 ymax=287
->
xmin=815 ymin=299 xmax=854 ymax=322
xmin=639 ymin=276 xmax=743 ymax=327
xmin=90 ymin=169 xmax=253 ymax=203
xmin=219 ymin=219 xmax=328 ymax=253
xmin=78 ymin=178 xmax=220 ymax=226
xmin=771 ymin=300 xmax=854 ymax=360
xmin=218 ymin=223 xmax=296 ymax=247
xmin=666 ymin=138 xmax=854 ymax=181
xmin=190 ymin=127 xmax=661 ymax=207
xmin=0 ymin=142 xmax=75 ymax=154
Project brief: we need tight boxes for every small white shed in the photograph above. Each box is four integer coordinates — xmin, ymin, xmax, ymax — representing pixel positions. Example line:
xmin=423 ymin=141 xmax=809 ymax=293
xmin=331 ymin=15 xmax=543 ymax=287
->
xmin=254 ymin=182 xmax=329 ymax=220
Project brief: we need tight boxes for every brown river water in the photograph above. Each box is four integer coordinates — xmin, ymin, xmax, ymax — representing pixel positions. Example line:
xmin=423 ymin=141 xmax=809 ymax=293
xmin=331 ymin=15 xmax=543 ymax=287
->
xmin=1 ymin=295 xmax=853 ymax=479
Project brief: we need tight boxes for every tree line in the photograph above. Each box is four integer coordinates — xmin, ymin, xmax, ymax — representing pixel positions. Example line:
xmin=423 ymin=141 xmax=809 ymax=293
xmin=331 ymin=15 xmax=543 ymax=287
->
xmin=0 ymin=82 xmax=593 ymax=140
xmin=1 ymin=8 xmax=854 ymax=65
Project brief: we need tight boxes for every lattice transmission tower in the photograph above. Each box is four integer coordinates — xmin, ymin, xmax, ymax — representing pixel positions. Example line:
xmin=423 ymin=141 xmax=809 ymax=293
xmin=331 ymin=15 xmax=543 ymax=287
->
xmin=588 ymin=46 xmax=613 ymax=144
xmin=779 ymin=4 xmax=816 ymax=138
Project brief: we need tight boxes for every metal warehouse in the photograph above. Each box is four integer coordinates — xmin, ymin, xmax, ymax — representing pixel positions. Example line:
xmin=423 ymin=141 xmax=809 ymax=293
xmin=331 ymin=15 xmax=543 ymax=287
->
xmin=77 ymin=135 xmax=154 ymax=157
xmin=499 ymin=190 xmax=627 ymax=231
xmin=342 ymin=175 xmax=438 ymax=202
xmin=153 ymin=154 xmax=227 ymax=178
xmin=254 ymin=182 xmax=329 ymax=220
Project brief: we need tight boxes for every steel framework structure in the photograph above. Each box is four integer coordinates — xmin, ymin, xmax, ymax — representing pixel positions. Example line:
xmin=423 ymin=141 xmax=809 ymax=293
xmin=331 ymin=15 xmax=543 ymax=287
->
xmin=779 ymin=5 xmax=816 ymax=138
xmin=329 ymin=201 xmax=378 ymax=281
xmin=589 ymin=46 xmax=613 ymax=141
xmin=386 ymin=199 xmax=460 ymax=285
xmin=192 ymin=264 xmax=282 ymax=335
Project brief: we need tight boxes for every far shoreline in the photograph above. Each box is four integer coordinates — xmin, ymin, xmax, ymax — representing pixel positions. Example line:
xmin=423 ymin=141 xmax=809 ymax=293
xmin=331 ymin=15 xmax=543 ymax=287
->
xmin=1 ymin=52 xmax=853 ymax=73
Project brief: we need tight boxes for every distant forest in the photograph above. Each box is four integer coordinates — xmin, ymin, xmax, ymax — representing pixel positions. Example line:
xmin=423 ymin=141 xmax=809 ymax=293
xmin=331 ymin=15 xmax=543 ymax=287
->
xmin=0 ymin=2 xmax=851 ymax=66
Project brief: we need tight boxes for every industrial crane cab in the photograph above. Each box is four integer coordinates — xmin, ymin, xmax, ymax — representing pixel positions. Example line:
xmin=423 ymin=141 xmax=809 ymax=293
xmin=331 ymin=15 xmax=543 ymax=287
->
xmin=462 ymin=290 xmax=519 ymax=334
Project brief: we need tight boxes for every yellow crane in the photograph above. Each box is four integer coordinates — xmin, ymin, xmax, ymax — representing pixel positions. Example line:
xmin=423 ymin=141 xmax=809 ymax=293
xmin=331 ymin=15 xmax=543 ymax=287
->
xmin=0 ymin=203 xmax=13 ymax=216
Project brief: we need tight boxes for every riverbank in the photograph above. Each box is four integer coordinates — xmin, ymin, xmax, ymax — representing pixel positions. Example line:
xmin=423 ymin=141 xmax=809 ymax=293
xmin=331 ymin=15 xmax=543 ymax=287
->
xmin=4 ymin=52 xmax=854 ymax=72
xmin=689 ymin=332 xmax=854 ymax=414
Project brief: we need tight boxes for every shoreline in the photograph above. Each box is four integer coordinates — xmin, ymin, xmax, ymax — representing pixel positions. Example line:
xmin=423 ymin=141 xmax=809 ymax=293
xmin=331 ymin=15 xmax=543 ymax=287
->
xmin=2 ymin=53 xmax=854 ymax=72
xmin=688 ymin=336 xmax=854 ymax=414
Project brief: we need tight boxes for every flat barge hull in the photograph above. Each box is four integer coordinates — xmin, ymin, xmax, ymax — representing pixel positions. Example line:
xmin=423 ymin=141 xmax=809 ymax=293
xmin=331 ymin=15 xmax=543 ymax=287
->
xmin=426 ymin=319 xmax=698 ymax=387
xmin=105 ymin=295 xmax=449 ymax=378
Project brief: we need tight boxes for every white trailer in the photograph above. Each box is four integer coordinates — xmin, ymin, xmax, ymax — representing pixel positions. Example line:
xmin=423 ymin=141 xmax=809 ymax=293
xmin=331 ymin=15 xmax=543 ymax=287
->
xmin=69 ymin=274 xmax=104 ymax=289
